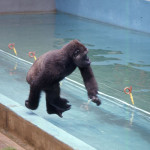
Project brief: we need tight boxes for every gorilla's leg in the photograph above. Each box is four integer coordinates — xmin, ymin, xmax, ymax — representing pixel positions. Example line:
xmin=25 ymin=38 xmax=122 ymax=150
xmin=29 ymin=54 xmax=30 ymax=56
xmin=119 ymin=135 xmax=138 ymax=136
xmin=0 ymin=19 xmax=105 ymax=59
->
xmin=45 ymin=84 xmax=71 ymax=117
xmin=79 ymin=66 xmax=101 ymax=106
xmin=25 ymin=85 xmax=41 ymax=110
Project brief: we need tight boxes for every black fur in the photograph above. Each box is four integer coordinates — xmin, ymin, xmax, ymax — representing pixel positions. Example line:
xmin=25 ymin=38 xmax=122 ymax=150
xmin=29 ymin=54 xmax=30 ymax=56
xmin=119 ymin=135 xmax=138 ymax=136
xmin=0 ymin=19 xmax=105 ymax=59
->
xmin=25 ymin=40 xmax=101 ymax=117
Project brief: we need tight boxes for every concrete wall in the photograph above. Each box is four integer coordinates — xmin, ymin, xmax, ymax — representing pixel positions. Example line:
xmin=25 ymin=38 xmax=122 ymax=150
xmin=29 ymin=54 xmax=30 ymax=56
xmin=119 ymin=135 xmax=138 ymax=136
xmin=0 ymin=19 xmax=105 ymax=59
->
xmin=0 ymin=104 xmax=72 ymax=150
xmin=0 ymin=93 xmax=96 ymax=150
xmin=0 ymin=0 xmax=56 ymax=13
xmin=56 ymin=0 xmax=150 ymax=33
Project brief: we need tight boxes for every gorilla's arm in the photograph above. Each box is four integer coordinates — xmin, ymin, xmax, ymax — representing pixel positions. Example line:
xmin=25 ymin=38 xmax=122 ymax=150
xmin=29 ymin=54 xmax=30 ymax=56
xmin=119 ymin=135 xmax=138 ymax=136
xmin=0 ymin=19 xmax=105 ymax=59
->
xmin=79 ymin=66 xmax=101 ymax=105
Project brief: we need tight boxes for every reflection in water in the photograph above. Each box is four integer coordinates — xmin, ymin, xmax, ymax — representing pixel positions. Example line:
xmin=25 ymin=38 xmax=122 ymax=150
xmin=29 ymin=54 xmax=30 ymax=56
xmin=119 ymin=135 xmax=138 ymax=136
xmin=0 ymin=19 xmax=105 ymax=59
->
xmin=9 ymin=62 xmax=17 ymax=75
xmin=80 ymin=99 xmax=91 ymax=111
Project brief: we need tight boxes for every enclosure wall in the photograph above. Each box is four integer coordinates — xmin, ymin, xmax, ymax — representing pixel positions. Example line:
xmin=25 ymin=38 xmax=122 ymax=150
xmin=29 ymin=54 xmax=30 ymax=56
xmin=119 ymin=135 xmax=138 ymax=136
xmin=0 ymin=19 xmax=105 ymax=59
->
xmin=0 ymin=0 xmax=56 ymax=13
xmin=56 ymin=0 xmax=150 ymax=33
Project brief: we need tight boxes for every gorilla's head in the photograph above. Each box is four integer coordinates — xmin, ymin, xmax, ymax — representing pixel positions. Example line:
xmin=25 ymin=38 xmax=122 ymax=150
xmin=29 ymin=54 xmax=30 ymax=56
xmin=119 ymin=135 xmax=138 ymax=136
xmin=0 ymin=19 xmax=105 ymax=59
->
xmin=67 ymin=40 xmax=91 ymax=68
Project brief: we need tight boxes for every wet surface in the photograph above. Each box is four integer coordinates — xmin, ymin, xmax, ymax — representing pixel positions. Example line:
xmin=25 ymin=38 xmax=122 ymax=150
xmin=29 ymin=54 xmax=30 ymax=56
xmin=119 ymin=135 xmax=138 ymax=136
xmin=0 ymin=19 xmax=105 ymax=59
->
xmin=0 ymin=50 xmax=150 ymax=150
xmin=0 ymin=12 xmax=150 ymax=112
xmin=0 ymin=12 xmax=150 ymax=150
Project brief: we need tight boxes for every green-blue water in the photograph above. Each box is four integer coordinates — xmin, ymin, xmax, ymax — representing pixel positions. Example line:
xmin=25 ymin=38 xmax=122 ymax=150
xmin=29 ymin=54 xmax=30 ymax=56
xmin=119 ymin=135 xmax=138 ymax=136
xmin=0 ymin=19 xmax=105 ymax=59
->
xmin=0 ymin=12 xmax=150 ymax=112
xmin=0 ymin=12 xmax=150 ymax=150
xmin=0 ymin=49 xmax=150 ymax=150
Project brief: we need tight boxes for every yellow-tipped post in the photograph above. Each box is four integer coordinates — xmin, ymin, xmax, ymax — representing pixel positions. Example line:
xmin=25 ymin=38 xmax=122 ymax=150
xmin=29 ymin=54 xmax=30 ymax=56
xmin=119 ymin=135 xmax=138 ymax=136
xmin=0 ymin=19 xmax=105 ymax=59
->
xmin=124 ymin=86 xmax=135 ymax=105
xmin=129 ymin=93 xmax=134 ymax=105
xmin=13 ymin=47 xmax=17 ymax=56
xmin=34 ymin=56 xmax=37 ymax=61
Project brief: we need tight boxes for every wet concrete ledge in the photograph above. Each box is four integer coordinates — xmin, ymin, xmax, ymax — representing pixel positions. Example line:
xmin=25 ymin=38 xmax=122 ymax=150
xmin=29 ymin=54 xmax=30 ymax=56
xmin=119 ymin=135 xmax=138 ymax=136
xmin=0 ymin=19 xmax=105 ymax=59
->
xmin=0 ymin=93 xmax=96 ymax=150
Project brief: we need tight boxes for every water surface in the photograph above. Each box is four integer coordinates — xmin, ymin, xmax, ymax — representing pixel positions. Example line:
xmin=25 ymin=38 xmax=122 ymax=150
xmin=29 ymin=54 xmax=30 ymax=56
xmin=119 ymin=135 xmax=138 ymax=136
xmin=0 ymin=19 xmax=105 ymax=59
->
xmin=0 ymin=12 xmax=149 ymax=112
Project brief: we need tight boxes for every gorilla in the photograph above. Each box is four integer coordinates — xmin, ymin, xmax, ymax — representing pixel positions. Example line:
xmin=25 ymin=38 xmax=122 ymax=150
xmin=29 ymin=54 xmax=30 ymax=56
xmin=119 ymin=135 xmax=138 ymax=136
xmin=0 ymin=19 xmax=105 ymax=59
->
xmin=25 ymin=40 xmax=101 ymax=117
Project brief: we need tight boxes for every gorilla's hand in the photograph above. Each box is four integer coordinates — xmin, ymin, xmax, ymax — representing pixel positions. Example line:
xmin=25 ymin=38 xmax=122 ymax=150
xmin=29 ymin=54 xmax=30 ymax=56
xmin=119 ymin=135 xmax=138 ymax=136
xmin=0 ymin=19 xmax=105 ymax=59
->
xmin=90 ymin=96 xmax=101 ymax=106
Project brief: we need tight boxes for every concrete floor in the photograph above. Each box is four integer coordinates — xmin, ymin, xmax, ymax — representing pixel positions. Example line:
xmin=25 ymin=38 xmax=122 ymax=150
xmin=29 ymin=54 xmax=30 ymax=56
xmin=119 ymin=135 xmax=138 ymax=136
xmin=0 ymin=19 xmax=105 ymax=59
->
xmin=0 ymin=132 xmax=25 ymax=150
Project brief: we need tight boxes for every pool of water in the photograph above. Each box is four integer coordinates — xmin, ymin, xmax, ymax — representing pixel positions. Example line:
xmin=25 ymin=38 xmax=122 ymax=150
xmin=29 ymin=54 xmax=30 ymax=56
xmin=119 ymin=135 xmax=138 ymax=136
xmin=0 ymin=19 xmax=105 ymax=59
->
xmin=0 ymin=12 xmax=150 ymax=149
xmin=0 ymin=12 xmax=150 ymax=112
xmin=0 ymin=49 xmax=150 ymax=150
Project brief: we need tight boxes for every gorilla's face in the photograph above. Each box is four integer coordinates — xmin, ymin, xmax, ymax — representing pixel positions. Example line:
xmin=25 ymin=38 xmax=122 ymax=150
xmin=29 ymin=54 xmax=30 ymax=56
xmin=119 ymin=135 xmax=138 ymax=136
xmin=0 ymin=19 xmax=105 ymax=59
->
xmin=73 ymin=44 xmax=91 ymax=68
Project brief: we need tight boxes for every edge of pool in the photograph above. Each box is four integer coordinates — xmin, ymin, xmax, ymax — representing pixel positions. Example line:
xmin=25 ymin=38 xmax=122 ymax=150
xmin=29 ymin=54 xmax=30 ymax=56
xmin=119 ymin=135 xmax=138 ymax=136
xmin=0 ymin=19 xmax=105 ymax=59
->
xmin=0 ymin=93 xmax=96 ymax=150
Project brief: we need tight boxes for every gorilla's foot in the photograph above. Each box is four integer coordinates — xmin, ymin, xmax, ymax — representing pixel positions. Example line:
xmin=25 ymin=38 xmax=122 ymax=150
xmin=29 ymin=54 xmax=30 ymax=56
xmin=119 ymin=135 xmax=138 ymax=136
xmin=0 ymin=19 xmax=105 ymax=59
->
xmin=53 ymin=98 xmax=71 ymax=110
xmin=60 ymin=98 xmax=69 ymax=104
xmin=25 ymin=100 xmax=38 ymax=110
xmin=47 ymin=103 xmax=71 ymax=118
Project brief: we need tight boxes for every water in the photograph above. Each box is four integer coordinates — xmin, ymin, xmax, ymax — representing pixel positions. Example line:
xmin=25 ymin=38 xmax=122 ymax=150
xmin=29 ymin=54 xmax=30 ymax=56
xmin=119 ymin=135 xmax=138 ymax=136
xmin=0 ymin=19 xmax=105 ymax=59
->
xmin=0 ymin=50 xmax=150 ymax=150
xmin=0 ymin=12 xmax=150 ymax=112
xmin=0 ymin=12 xmax=150 ymax=149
